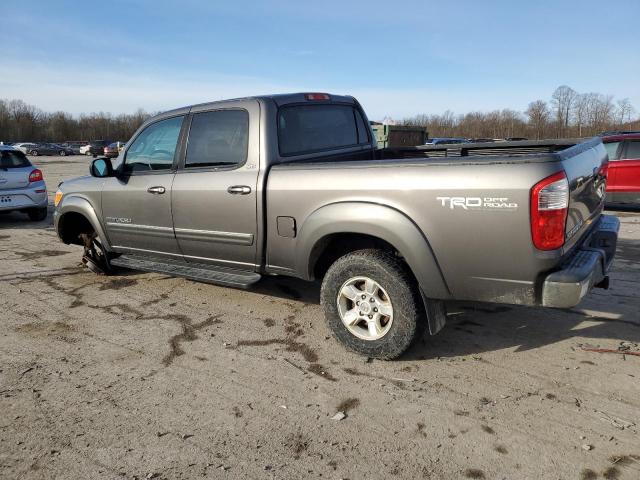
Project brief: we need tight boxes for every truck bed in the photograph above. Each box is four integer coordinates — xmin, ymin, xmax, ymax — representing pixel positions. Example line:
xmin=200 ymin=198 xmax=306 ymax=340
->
xmin=267 ymin=137 xmax=608 ymax=305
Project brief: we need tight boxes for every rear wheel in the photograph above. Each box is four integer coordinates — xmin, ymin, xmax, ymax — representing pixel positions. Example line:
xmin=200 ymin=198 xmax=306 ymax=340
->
xmin=30 ymin=150 xmax=38 ymax=156
xmin=85 ymin=151 xmax=92 ymax=156
xmin=79 ymin=232 xmax=112 ymax=275
xmin=27 ymin=207 xmax=48 ymax=221
xmin=59 ymin=150 xmax=66 ymax=156
xmin=320 ymin=249 xmax=424 ymax=359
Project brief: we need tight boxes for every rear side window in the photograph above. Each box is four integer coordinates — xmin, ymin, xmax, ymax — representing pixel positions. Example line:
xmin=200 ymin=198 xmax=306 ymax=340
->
xmin=604 ymin=141 xmax=621 ymax=160
xmin=0 ymin=150 xmax=31 ymax=168
xmin=278 ymin=105 xmax=364 ymax=156
xmin=624 ymin=140 xmax=640 ymax=159
xmin=185 ymin=110 xmax=249 ymax=168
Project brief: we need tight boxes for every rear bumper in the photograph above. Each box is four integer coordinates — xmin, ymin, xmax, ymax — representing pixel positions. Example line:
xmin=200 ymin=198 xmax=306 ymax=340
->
xmin=542 ymin=215 xmax=619 ymax=308
xmin=0 ymin=183 xmax=48 ymax=212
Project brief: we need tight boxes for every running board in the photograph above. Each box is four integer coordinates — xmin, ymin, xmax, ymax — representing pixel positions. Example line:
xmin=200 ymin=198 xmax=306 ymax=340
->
xmin=110 ymin=254 xmax=262 ymax=289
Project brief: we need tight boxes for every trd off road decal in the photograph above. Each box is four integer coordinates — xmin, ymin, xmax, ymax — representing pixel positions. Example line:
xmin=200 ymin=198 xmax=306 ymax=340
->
xmin=436 ymin=196 xmax=518 ymax=211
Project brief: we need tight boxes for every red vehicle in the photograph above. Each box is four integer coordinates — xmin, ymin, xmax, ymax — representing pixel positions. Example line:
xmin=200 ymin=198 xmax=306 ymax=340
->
xmin=103 ymin=142 xmax=123 ymax=159
xmin=601 ymin=133 xmax=640 ymax=205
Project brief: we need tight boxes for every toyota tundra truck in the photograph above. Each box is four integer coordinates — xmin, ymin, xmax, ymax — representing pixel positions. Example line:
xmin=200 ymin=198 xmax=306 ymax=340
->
xmin=53 ymin=93 xmax=619 ymax=359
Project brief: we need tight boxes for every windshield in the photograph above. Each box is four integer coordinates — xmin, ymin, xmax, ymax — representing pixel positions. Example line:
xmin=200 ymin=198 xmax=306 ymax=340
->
xmin=0 ymin=150 xmax=31 ymax=168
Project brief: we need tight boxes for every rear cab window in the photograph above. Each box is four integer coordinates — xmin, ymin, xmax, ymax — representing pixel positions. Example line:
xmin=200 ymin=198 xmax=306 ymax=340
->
xmin=0 ymin=150 xmax=31 ymax=168
xmin=278 ymin=104 xmax=370 ymax=156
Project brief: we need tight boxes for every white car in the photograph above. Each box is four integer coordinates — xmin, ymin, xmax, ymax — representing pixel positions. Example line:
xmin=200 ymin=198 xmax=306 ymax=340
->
xmin=79 ymin=144 xmax=92 ymax=155
xmin=12 ymin=143 xmax=38 ymax=154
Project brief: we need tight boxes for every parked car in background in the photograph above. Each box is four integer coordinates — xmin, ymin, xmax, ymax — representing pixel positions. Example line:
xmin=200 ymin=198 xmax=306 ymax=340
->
xmin=60 ymin=143 xmax=81 ymax=155
xmin=103 ymin=142 xmax=124 ymax=158
xmin=27 ymin=143 xmax=74 ymax=156
xmin=601 ymin=133 xmax=640 ymax=205
xmin=0 ymin=145 xmax=48 ymax=220
xmin=425 ymin=137 xmax=469 ymax=145
xmin=81 ymin=140 xmax=112 ymax=156
xmin=12 ymin=143 xmax=38 ymax=154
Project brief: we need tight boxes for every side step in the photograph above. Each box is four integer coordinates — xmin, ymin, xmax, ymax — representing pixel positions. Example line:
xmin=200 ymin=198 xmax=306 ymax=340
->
xmin=110 ymin=254 xmax=262 ymax=289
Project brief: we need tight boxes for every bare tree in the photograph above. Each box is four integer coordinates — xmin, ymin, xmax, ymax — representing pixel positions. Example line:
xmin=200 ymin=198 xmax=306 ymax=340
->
xmin=525 ymin=100 xmax=550 ymax=139
xmin=551 ymin=85 xmax=577 ymax=137
xmin=617 ymin=98 xmax=635 ymax=126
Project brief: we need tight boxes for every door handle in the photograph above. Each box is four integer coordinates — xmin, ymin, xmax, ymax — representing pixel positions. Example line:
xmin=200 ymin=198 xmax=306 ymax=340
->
xmin=147 ymin=186 xmax=166 ymax=194
xmin=227 ymin=185 xmax=251 ymax=195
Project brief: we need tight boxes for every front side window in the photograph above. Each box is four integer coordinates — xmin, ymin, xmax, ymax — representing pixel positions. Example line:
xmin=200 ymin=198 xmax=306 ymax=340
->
xmin=123 ymin=116 xmax=184 ymax=173
xmin=624 ymin=140 xmax=640 ymax=160
xmin=278 ymin=105 xmax=359 ymax=156
xmin=185 ymin=110 xmax=249 ymax=168
xmin=604 ymin=141 xmax=621 ymax=161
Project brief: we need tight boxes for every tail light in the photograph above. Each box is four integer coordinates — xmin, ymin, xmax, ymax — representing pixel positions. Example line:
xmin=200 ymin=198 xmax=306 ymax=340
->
xmin=531 ymin=171 xmax=569 ymax=250
xmin=29 ymin=169 xmax=43 ymax=183
xmin=305 ymin=93 xmax=330 ymax=101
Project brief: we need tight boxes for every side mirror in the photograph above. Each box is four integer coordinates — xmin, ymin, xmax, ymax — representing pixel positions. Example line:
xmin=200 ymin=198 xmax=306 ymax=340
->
xmin=90 ymin=157 xmax=114 ymax=178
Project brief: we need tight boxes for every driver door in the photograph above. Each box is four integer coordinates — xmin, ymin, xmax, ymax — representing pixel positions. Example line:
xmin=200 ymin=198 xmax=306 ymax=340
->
xmin=101 ymin=114 xmax=186 ymax=257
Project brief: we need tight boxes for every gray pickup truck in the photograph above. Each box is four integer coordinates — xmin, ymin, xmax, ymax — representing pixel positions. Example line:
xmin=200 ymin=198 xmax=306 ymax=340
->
xmin=54 ymin=92 xmax=619 ymax=359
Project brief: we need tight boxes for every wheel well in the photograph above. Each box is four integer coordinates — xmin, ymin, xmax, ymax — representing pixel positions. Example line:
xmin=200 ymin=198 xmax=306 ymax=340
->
xmin=58 ymin=212 xmax=95 ymax=246
xmin=311 ymin=233 xmax=398 ymax=280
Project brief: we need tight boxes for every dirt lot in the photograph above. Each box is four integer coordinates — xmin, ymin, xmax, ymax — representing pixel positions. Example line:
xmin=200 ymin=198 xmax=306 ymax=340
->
xmin=1 ymin=155 xmax=639 ymax=480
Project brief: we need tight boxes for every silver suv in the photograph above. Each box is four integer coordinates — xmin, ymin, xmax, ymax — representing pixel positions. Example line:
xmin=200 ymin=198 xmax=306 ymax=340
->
xmin=0 ymin=145 xmax=48 ymax=221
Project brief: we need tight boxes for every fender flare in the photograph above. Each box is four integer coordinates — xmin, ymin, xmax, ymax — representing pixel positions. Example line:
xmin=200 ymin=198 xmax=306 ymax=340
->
xmin=54 ymin=195 xmax=112 ymax=250
xmin=295 ymin=202 xmax=451 ymax=300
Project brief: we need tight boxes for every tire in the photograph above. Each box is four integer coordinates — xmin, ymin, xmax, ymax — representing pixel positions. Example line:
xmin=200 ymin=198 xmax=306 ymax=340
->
xmin=30 ymin=150 xmax=38 ymax=156
xmin=27 ymin=207 xmax=48 ymax=221
xmin=59 ymin=150 xmax=66 ymax=156
xmin=85 ymin=151 xmax=92 ymax=156
xmin=320 ymin=249 xmax=424 ymax=359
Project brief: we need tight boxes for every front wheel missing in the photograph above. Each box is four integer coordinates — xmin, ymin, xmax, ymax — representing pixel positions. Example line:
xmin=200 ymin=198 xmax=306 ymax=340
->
xmin=79 ymin=233 xmax=111 ymax=275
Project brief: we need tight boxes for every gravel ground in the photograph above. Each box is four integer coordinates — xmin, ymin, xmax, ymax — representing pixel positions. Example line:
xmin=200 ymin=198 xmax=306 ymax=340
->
xmin=1 ymin=155 xmax=639 ymax=480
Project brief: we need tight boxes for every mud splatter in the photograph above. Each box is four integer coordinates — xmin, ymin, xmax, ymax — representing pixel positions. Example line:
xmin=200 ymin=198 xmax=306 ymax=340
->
xmin=237 ymin=313 xmax=335 ymax=381
xmin=162 ymin=314 xmax=222 ymax=367
xmin=481 ymin=425 xmax=495 ymax=435
xmin=545 ymin=393 xmax=557 ymax=400
xmin=602 ymin=466 xmax=621 ymax=480
xmin=580 ymin=469 xmax=598 ymax=480
xmin=99 ymin=278 xmax=138 ymax=291
xmin=232 ymin=406 xmax=243 ymax=418
xmin=464 ymin=468 xmax=485 ymax=479
xmin=307 ymin=363 xmax=337 ymax=381
xmin=15 ymin=321 xmax=76 ymax=343
xmin=336 ymin=398 xmax=360 ymax=413
xmin=263 ymin=318 xmax=275 ymax=327
xmin=285 ymin=433 xmax=309 ymax=460
xmin=453 ymin=410 xmax=470 ymax=417
xmin=494 ymin=445 xmax=508 ymax=454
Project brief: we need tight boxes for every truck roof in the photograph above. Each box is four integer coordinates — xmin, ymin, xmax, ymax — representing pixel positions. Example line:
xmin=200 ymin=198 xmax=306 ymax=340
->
xmin=153 ymin=93 xmax=357 ymax=121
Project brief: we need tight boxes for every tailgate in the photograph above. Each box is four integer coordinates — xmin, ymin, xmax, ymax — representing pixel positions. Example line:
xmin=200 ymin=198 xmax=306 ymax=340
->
xmin=558 ymin=137 xmax=608 ymax=250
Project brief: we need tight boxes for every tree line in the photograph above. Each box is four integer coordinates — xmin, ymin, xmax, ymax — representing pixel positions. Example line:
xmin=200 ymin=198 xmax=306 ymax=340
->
xmin=0 ymin=99 xmax=153 ymax=143
xmin=400 ymin=85 xmax=639 ymax=140
xmin=1 ymin=85 xmax=639 ymax=144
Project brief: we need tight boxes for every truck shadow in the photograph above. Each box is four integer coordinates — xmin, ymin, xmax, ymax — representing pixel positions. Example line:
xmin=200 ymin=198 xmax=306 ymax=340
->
xmin=403 ymin=301 xmax=640 ymax=361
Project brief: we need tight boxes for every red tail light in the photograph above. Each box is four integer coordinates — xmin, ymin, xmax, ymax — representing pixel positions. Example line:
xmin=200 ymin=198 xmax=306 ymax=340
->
xmin=531 ymin=171 xmax=569 ymax=250
xmin=305 ymin=93 xmax=330 ymax=101
xmin=29 ymin=169 xmax=43 ymax=183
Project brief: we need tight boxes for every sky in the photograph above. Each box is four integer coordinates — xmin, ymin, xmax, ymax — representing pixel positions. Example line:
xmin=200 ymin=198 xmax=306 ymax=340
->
xmin=1 ymin=0 xmax=639 ymax=120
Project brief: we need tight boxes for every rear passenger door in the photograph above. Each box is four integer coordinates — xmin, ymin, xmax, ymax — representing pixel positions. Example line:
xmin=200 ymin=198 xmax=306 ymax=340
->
xmin=171 ymin=101 xmax=260 ymax=269
xmin=616 ymin=140 xmax=640 ymax=199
